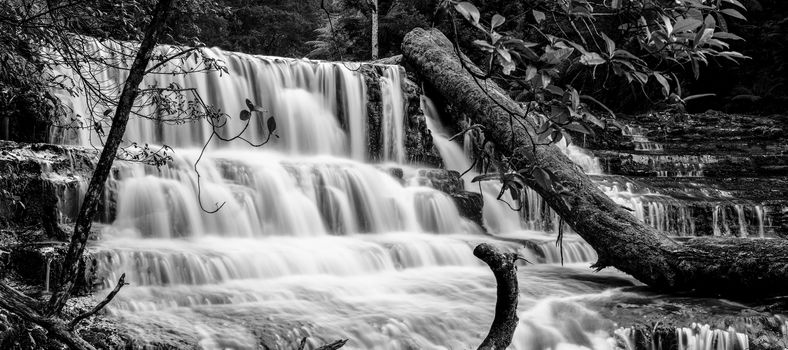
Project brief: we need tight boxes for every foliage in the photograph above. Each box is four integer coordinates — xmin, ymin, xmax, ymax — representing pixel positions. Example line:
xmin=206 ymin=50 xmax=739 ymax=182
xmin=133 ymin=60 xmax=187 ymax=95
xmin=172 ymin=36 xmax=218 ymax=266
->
xmin=308 ymin=0 xmax=431 ymax=60
xmin=688 ymin=0 xmax=787 ymax=113
xmin=0 ymin=1 xmax=234 ymax=151
xmin=434 ymin=0 xmax=749 ymax=206
xmin=186 ymin=0 xmax=323 ymax=57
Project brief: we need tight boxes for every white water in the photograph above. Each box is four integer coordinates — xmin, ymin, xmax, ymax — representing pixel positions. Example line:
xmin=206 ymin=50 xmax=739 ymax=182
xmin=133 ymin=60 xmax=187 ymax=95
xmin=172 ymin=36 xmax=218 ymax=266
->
xmin=558 ymin=142 xmax=604 ymax=175
xmin=380 ymin=66 xmax=406 ymax=163
xmin=422 ymin=96 xmax=543 ymax=234
xmin=598 ymin=177 xmax=766 ymax=237
xmin=676 ymin=324 xmax=748 ymax=350
xmin=623 ymin=125 xmax=664 ymax=152
xmin=45 ymin=40 xmax=759 ymax=349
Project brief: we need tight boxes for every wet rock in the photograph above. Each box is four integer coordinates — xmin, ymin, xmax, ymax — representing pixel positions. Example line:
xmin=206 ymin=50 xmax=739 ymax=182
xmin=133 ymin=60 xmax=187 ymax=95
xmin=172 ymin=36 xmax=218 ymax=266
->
xmin=451 ymin=191 xmax=484 ymax=228
xmin=401 ymin=76 xmax=442 ymax=167
xmin=579 ymin=110 xmax=788 ymax=238
xmin=416 ymin=169 xmax=463 ymax=194
xmin=360 ymin=65 xmax=442 ymax=166
xmin=8 ymin=242 xmax=99 ymax=296
xmin=387 ymin=167 xmax=404 ymax=182
xmin=0 ymin=141 xmax=96 ymax=239
xmin=599 ymin=293 xmax=788 ymax=350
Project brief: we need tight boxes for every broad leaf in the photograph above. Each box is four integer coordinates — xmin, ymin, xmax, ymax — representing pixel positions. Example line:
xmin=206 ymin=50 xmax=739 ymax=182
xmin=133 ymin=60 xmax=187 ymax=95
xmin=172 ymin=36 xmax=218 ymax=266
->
xmin=245 ymin=99 xmax=256 ymax=111
xmin=612 ymin=49 xmax=640 ymax=62
xmin=531 ymin=167 xmax=554 ymax=191
xmin=717 ymin=51 xmax=749 ymax=63
xmin=474 ymin=40 xmax=495 ymax=52
xmin=580 ymin=52 xmax=606 ymax=66
xmin=713 ymin=32 xmax=744 ymax=40
xmin=697 ymin=28 xmax=714 ymax=46
xmin=672 ymin=18 xmax=702 ymax=34
xmin=652 ymin=72 xmax=670 ymax=96
xmin=455 ymin=2 xmax=480 ymax=25
xmin=704 ymin=14 xmax=716 ymax=28
xmin=540 ymin=47 xmax=574 ymax=65
xmin=601 ymin=33 xmax=615 ymax=57
xmin=532 ymin=10 xmax=546 ymax=24
xmin=723 ymin=0 xmax=747 ymax=9
xmin=491 ymin=14 xmax=505 ymax=29
xmin=267 ymin=116 xmax=277 ymax=134
xmin=540 ymin=73 xmax=552 ymax=88
xmin=525 ymin=65 xmax=538 ymax=81
xmin=472 ymin=173 xmax=502 ymax=183
xmin=550 ymin=105 xmax=570 ymax=124
xmin=564 ymin=122 xmax=593 ymax=135
xmin=545 ymin=85 xmax=564 ymax=96
xmin=496 ymin=47 xmax=512 ymax=62
xmin=720 ymin=8 xmax=746 ymax=21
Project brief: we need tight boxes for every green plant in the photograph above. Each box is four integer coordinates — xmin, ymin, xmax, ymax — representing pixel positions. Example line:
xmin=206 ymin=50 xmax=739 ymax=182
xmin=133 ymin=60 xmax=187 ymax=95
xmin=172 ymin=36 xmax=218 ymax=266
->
xmin=425 ymin=0 xmax=747 ymax=219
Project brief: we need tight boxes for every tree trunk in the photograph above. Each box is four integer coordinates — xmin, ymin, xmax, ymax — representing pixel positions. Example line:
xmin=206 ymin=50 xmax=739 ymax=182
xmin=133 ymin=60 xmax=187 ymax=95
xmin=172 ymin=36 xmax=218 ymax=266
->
xmin=401 ymin=28 xmax=788 ymax=297
xmin=371 ymin=0 xmax=379 ymax=60
xmin=46 ymin=0 xmax=177 ymax=316
xmin=0 ymin=0 xmax=177 ymax=346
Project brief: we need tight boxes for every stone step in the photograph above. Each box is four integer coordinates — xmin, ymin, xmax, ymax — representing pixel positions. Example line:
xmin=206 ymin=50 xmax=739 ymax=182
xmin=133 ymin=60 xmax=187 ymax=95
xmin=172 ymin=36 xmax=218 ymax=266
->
xmin=594 ymin=150 xmax=788 ymax=177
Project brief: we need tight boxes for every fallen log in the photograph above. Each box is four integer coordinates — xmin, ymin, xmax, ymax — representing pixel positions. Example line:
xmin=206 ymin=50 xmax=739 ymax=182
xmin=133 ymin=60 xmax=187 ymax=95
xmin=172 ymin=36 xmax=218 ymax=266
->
xmin=401 ymin=27 xmax=788 ymax=297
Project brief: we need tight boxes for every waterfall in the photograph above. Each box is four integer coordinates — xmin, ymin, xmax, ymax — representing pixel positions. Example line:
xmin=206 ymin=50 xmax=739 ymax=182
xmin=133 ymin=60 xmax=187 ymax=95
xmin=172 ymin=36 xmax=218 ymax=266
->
xmin=42 ymin=40 xmax=613 ymax=349
xmin=623 ymin=125 xmax=664 ymax=152
xmin=557 ymin=141 xmax=604 ymax=175
xmin=49 ymin=39 xmax=374 ymax=158
xmin=676 ymin=324 xmax=749 ymax=350
xmin=380 ymin=66 xmax=406 ymax=163
xmin=421 ymin=96 xmax=530 ymax=234
xmin=615 ymin=324 xmax=750 ymax=350
xmin=40 ymin=38 xmax=768 ymax=350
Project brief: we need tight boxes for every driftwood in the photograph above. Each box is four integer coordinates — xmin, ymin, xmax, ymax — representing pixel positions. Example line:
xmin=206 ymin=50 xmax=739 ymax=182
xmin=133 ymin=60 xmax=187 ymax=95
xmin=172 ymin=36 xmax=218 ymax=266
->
xmin=67 ymin=274 xmax=127 ymax=331
xmin=474 ymin=243 xmax=519 ymax=350
xmin=401 ymin=27 xmax=788 ymax=297
xmin=295 ymin=244 xmax=520 ymax=350
xmin=297 ymin=337 xmax=349 ymax=350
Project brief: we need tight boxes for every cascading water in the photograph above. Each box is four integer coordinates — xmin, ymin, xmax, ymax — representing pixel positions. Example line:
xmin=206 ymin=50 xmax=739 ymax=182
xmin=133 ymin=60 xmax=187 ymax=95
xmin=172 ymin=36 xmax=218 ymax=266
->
xmin=623 ymin=125 xmax=664 ymax=152
xmin=380 ymin=66 xmax=406 ymax=163
xmin=42 ymin=39 xmax=764 ymax=349
xmin=557 ymin=142 xmax=604 ymax=175
xmin=421 ymin=96 xmax=574 ymax=235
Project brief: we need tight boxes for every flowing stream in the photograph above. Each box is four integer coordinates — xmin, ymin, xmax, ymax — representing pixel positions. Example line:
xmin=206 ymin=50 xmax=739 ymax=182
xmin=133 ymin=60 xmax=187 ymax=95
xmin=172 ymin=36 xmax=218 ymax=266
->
xmin=46 ymin=41 xmax=760 ymax=349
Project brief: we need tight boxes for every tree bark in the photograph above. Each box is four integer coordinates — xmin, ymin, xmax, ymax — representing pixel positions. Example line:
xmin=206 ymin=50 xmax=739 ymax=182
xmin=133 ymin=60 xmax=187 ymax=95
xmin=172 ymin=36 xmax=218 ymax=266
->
xmin=401 ymin=27 xmax=788 ymax=297
xmin=474 ymin=243 xmax=519 ymax=350
xmin=46 ymin=0 xmax=177 ymax=316
xmin=370 ymin=0 xmax=379 ymax=60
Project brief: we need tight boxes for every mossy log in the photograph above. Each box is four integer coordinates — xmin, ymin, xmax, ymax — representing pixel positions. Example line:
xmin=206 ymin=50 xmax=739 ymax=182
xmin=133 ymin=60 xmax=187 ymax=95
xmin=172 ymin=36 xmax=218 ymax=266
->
xmin=401 ymin=27 xmax=788 ymax=297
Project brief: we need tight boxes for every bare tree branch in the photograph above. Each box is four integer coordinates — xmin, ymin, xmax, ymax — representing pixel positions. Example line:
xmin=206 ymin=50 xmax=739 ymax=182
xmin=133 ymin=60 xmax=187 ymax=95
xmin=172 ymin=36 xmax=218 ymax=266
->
xmin=297 ymin=337 xmax=348 ymax=350
xmin=474 ymin=243 xmax=519 ymax=350
xmin=67 ymin=273 xmax=128 ymax=331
